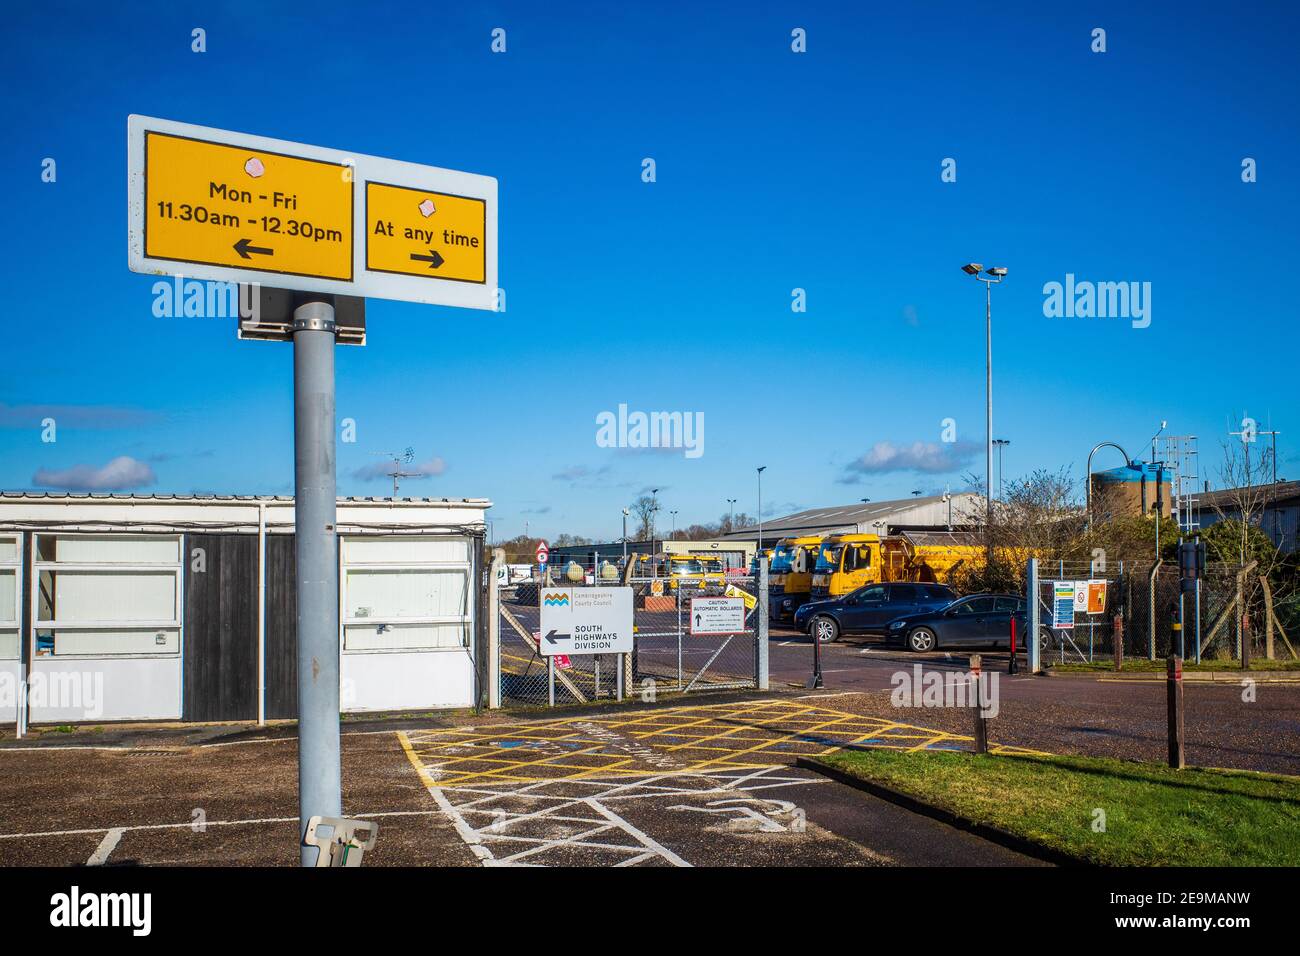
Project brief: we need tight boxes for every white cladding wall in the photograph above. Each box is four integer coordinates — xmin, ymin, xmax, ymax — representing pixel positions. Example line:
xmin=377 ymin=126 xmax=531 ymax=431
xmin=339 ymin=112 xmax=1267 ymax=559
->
xmin=0 ymin=502 xmax=487 ymax=724
xmin=341 ymin=535 xmax=475 ymax=711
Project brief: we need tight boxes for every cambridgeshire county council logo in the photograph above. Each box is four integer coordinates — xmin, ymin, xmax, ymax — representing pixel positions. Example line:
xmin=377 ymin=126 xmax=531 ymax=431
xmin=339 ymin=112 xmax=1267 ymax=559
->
xmin=542 ymin=593 xmax=570 ymax=607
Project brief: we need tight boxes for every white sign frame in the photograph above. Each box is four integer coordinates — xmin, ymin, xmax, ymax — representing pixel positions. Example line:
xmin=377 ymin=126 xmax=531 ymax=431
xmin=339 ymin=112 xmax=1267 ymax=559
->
xmin=127 ymin=114 xmax=498 ymax=310
xmin=689 ymin=596 xmax=747 ymax=636
xmin=538 ymin=587 xmax=633 ymax=657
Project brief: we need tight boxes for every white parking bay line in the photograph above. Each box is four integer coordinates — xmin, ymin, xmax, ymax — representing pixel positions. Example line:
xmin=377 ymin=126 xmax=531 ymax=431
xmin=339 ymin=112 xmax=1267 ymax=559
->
xmin=86 ymin=828 xmax=124 ymax=866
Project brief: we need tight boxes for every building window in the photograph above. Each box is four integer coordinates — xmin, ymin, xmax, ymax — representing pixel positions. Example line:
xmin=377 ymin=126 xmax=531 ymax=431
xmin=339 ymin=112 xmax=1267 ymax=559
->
xmin=0 ymin=535 xmax=18 ymax=660
xmin=341 ymin=536 xmax=472 ymax=652
xmin=33 ymin=534 xmax=182 ymax=657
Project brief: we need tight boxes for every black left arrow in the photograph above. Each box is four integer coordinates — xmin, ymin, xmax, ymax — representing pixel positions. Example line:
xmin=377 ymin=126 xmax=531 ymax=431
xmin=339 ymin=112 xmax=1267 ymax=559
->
xmin=410 ymin=249 xmax=445 ymax=269
xmin=544 ymin=629 xmax=570 ymax=645
xmin=233 ymin=238 xmax=274 ymax=259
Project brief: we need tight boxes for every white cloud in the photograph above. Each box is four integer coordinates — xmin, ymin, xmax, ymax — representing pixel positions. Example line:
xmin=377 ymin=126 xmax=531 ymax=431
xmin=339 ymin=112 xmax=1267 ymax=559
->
xmin=840 ymin=441 xmax=979 ymax=480
xmin=32 ymin=455 xmax=156 ymax=491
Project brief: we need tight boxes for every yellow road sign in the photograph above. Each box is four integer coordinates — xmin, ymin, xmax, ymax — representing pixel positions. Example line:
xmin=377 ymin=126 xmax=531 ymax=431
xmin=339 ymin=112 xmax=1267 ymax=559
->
xmin=144 ymin=131 xmax=353 ymax=280
xmin=130 ymin=116 xmax=498 ymax=309
xmin=365 ymin=182 xmax=486 ymax=284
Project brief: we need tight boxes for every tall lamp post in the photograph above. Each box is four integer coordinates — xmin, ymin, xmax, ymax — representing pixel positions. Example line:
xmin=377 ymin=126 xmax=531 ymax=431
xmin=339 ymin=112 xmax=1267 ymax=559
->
xmin=962 ymin=262 xmax=1008 ymax=569
xmin=992 ymin=438 xmax=1010 ymax=499
xmin=621 ymin=507 xmax=629 ymax=564
xmin=669 ymin=510 xmax=678 ymax=541
xmin=726 ymin=498 xmax=737 ymax=532
xmin=650 ymin=488 xmax=660 ymax=564
xmin=756 ymin=466 xmax=767 ymax=552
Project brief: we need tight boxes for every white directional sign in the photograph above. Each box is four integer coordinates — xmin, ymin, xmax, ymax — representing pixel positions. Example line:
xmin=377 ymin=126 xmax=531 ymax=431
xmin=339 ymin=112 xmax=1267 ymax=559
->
xmin=690 ymin=597 xmax=747 ymax=636
xmin=539 ymin=587 xmax=633 ymax=657
xmin=128 ymin=115 xmax=498 ymax=310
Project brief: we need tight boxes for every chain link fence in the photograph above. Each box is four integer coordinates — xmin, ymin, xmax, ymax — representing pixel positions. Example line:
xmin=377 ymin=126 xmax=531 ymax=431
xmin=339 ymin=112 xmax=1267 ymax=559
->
xmin=1032 ymin=558 xmax=1299 ymax=664
xmin=496 ymin=570 xmax=762 ymax=707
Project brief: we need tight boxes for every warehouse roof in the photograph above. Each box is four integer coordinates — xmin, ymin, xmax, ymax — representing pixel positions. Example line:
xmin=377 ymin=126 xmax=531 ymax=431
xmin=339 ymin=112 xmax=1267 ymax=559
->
xmin=719 ymin=493 xmax=981 ymax=540
xmin=0 ymin=491 xmax=490 ymax=505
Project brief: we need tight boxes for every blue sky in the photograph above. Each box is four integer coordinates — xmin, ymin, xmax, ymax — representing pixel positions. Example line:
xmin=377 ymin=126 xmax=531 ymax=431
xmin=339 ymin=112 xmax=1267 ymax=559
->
xmin=1 ymin=1 xmax=1297 ymax=541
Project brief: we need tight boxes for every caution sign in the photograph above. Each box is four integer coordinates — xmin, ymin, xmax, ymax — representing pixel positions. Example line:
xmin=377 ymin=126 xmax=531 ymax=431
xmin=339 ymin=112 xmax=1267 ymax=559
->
xmin=539 ymin=587 xmax=633 ymax=657
xmin=143 ymin=131 xmax=353 ymax=280
xmin=366 ymin=182 xmax=486 ymax=284
xmin=690 ymin=597 xmax=746 ymax=635
xmin=1087 ymin=580 xmax=1108 ymax=615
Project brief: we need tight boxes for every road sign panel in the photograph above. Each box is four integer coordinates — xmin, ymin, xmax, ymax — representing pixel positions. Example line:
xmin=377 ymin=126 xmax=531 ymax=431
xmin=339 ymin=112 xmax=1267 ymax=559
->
xmin=538 ymin=587 xmax=633 ymax=656
xmin=142 ymin=130 xmax=354 ymax=281
xmin=128 ymin=115 xmax=498 ymax=310
xmin=366 ymin=182 xmax=486 ymax=284
xmin=690 ymin=597 xmax=746 ymax=635
xmin=536 ymin=541 xmax=549 ymax=565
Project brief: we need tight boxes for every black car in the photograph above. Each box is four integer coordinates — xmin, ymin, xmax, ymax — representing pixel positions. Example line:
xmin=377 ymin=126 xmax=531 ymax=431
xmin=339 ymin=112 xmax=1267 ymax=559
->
xmin=884 ymin=593 xmax=1026 ymax=652
xmin=794 ymin=582 xmax=957 ymax=643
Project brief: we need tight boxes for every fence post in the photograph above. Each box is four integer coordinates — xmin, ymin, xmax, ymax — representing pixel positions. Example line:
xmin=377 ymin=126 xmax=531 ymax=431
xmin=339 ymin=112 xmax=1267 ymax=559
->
xmin=757 ymin=555 xmax=770 ymax=690
xmin=488 ymin=548 xmax=504 ymax=709
xmin=970 ymin=654 xmax=988 ymax=754
xmin=1167 ymin=655 xmax=1185 ymax=769
xmin=1147 ymin=561 xmax=1160 ymax=660
xmin=1027 ymin=557 xmax=1041 ymax=674
xmin=1112 ymin=613 xmax=1124 ymax=671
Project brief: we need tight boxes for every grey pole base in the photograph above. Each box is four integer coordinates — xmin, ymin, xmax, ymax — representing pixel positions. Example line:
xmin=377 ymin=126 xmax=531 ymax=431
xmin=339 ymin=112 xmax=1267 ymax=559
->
xmin=293 ymin=299 xmax=341 ymax=866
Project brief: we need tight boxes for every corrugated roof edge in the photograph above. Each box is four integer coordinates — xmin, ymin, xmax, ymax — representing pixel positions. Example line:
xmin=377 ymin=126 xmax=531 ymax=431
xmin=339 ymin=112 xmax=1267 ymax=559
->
xmin=0 ymin=491 xmax=491 ymax=504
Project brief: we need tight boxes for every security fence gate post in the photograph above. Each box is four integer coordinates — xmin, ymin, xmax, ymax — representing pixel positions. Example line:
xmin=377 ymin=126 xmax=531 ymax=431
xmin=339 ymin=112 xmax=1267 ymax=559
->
xmin=292 ymin=298 xmax=342 ymax=867
xmin=1027 ymin=557 xmax=1041 ymax=674
xmin=488 ymin=549 xmax=503 ymax=709
xmin=757 ymin=555 xmax=769 ymax=690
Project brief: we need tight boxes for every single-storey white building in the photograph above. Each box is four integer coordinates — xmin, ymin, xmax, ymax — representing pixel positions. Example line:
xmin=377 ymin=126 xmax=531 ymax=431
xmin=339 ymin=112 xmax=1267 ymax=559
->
xmin=0 ymin=493 xmax=489 ymax=727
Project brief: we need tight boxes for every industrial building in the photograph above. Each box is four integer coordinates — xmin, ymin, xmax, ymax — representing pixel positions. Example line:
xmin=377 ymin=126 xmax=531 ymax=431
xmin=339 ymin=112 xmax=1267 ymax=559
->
xmin=1198 ymin=480 xmax=1300 ymax=554
xmin=719 ymin=493 xmax=984 ymax=549
xmin=0 ymin=493 xmax=489 ymax=726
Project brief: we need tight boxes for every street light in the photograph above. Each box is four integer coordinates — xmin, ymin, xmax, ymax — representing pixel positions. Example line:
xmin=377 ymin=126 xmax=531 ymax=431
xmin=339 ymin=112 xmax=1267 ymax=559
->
xmin=669 ymin=510 xmax=678 ymax=540
xmin=650 ymin=488 xmax=660 ymax=562
xmin=756 ymin=466 xmax=767 ymax=551
xmin=621 ymin=507 xmax=629 ymax=564
xmin=993 ymin=438 xmax=1010 ymax=499
xmin=962 ymin=262 xmax=1008 ymax=568
xmin=726 ymin=498 xmax=737 ymax=531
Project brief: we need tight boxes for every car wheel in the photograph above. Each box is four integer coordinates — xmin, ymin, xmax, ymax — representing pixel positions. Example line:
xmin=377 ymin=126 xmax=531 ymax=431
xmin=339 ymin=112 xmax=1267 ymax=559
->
xmin=812 ymin=616 xmax=840 ymax=644
xmin=908 ymin=627 xmax=937 ymax=652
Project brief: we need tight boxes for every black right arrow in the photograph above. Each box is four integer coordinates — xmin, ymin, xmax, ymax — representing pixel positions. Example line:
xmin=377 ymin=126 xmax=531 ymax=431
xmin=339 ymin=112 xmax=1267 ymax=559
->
xmin=233 ymin=237 xmax=274 ymax=259
xmin=410 ymin=249 xmax=445 ymax=269
xmin=544 ymin=629 xmax=570 ymax=645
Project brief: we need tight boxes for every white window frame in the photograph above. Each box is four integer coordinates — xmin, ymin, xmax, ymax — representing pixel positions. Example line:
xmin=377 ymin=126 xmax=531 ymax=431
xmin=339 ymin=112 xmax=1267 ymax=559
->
xmin=32 ymin=533 xmax=183 ymax=660
xmin=340 ymin=535 xmax=472 ymax=654
xmin=0 ymin=534 xmax=20 ymax=661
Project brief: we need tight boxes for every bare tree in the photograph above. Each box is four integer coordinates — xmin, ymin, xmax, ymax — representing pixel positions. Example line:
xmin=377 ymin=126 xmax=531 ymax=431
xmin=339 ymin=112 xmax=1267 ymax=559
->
xmin=629 ymin=495 xmax=657 ymax=541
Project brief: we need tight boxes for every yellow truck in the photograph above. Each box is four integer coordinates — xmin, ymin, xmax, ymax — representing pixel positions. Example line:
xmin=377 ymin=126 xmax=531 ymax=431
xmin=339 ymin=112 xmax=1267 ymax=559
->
xmin=810 ymin=531 xmax=979 ymax=599
xmin=769 ymin=534 xmax=824 ymax=621
xmin=661 ymin=553 xmax=727 ymax=595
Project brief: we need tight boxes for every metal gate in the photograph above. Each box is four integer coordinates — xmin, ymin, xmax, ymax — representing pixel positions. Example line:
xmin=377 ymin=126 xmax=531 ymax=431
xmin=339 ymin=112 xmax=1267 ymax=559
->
xmin=493 ymin=568 xmax=764 ymax=708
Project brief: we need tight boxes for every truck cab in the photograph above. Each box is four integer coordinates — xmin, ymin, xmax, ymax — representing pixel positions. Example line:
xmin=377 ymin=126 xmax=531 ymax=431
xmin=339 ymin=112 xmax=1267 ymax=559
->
xmin=770 ymin=534 xmax=824 ymax=621
xmin=662 ymin=554 xmax=726 ymax=595
xmin=811 ymin=533 xmax=881 ymax=599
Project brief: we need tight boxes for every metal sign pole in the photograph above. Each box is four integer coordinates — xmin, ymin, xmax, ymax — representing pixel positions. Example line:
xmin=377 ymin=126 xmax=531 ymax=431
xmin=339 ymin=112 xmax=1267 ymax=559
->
xmin=293 ymin=299 xmax=342 ymax=866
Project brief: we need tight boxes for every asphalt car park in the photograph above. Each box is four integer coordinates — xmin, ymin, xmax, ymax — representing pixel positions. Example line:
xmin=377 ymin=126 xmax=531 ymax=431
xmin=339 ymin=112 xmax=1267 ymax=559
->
xmin=765 ymin=623 xmax=1300 ymax=776
xmin=0 ymin=698 xmax=1043 ymax=868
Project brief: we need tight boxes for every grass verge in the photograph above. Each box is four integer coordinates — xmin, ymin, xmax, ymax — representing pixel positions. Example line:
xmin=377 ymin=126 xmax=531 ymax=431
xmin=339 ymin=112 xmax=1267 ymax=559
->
xmin=815 ymin=749 xmax=1300 ymax=866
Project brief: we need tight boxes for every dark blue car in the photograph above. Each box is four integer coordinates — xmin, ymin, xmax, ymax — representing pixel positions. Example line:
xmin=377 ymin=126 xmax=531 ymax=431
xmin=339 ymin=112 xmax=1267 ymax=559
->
xmin=794 ymin=582 xmax=957 ymax=643
xmin=884 ymin=593 xmax=1026 ymax=652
